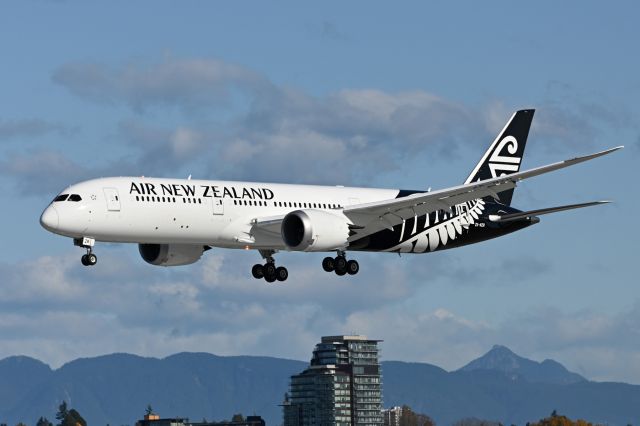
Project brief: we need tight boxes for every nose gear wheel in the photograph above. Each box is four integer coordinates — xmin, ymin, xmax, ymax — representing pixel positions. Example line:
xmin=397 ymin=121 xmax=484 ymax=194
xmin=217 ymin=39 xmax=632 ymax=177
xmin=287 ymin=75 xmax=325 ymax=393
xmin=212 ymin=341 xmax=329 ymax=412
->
xmin=81 ymin=253 xmax=97 ymax=266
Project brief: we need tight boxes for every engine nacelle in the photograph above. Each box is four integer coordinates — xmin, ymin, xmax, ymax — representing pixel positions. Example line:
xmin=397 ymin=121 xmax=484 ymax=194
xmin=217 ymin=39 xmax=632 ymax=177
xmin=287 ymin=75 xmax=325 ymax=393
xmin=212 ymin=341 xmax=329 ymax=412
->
xmin=281 ymin=210 xmax=350 ymax=251
xmin=138 ymin=243 xmax=205 ymax=266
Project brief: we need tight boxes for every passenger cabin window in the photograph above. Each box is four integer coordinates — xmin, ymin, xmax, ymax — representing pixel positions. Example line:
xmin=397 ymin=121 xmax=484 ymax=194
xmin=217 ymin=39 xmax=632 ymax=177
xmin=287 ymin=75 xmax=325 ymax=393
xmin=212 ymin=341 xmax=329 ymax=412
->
xmin=68 ymin=194 xmax=82 ymax=202
xmin=54 ymin=194 xmax=69 ymax=202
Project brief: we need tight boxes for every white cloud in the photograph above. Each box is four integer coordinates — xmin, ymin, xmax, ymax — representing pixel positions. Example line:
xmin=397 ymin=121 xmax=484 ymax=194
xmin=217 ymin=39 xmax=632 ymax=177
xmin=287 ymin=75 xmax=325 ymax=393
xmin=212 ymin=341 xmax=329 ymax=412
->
xmin=0 ymin=149 xmax=90 ymax=196
xmin=200 ymin=253 xmax=225 ymax=288
xmin=1 ymin=247 xmax=637 ymax=384
xmin=170 ymin=127 xmax=201 ymax=157
xmin=530 ymin=81 xmax=631 ymax=154
xmin=44 ymin=57 xmax=487 ymax=187
xmin=0 ymin=118 xmax=75 ymax=141
xmin=334 ymin=306 xmax=495 ymax=371
xmin=484 ymin=304 xmax=640 ymax=382
xmin=52 ymin=57 xmax=267 ymax=112
xmin=6 ymin=56 xmax=622 ymax=196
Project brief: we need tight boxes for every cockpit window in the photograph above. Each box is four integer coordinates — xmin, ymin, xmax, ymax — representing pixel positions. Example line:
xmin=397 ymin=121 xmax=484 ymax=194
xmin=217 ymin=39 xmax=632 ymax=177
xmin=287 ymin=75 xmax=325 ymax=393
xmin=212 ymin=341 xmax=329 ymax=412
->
xmin=68 ymin=194 xmax=82 ymax=202
xmin=54 ymin=194 xmax=69 ymax=202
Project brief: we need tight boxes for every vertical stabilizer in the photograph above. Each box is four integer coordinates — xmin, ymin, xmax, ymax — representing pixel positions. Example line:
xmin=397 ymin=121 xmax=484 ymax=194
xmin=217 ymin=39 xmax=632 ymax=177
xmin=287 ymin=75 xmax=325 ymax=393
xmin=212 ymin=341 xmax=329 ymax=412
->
xmin=464 ymin=109 xmax=535 ymax=206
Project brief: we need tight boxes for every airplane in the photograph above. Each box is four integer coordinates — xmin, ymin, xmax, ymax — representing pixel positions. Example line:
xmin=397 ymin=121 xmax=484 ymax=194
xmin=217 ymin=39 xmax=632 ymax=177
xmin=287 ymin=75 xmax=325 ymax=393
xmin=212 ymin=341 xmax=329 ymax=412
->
xmin=40 ymin=109 xmax=622 ymax=282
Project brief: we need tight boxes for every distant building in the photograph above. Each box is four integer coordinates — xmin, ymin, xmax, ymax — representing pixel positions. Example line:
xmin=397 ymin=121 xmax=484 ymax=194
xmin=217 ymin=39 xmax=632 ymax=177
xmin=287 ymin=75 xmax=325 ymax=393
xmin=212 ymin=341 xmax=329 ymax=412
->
xmin=381 ymin=407 xmax=403 ymax=426
xmin=136 ymin=414 xmax=265 ymax=426
xmin=136 ymin=415 xmax=189 ymax=426
xmin=191 ymin=416 xmax=266 ymax=426
xmin=283 ymin=335 xmax=383 ymax=426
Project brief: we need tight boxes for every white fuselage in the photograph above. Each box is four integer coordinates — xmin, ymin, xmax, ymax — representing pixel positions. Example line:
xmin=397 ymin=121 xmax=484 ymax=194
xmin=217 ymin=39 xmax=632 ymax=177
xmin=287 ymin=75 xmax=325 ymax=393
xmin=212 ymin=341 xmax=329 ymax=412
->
xmin=41 ymin=177 xmax=399 ymax=251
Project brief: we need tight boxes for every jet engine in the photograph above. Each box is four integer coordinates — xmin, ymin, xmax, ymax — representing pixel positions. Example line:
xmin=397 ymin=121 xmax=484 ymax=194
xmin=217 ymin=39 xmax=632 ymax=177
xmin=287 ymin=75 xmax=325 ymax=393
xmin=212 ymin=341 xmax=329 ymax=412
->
xmin=281 ymin=210 xmax=350 ymax=251
xmin=138 ymin=243 xmax=206 ymax=266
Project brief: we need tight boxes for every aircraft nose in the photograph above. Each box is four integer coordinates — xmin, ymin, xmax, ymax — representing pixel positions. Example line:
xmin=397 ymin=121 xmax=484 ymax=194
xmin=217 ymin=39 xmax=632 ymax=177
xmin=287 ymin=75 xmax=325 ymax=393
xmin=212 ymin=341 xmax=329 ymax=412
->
xmin=40 ymin=205 xmax=59 ymax=231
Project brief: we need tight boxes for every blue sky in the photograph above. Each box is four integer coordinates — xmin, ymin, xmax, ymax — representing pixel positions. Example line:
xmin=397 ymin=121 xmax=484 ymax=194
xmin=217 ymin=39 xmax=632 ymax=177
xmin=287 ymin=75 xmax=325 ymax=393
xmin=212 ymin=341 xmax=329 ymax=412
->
xmin=0 ymin=1 xmax=638 ymax=383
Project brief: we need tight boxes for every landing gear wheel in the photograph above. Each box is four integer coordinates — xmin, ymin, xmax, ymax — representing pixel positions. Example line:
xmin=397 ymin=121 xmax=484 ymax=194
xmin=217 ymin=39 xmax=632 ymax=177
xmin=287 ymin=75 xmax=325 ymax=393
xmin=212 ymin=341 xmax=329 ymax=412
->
xmin=263 ymin=263 xmax=277 ymax=283
xmin=276 ymin=266 xmax=288 ymax=282
xmin=346 ymin=259 xmax=359 ymax=275
xmin=334 ymin=256 xmax=347 ymax=276
xmin=322 ymin=257 xmax=335 ymax=272
xmin=252 ymin=264 xmax=264 ymax=279
xmin=334 ymin=256 xmax=347 ymax=274
xmin=256 ymin=250 xmax=289 ymax=283
xmin=81 ymin=253 xmax=97 ymax=266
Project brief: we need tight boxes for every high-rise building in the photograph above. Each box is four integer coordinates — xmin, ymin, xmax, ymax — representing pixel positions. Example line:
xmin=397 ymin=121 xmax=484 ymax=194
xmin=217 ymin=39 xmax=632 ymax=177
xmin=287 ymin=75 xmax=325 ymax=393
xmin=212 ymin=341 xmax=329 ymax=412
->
xmin=283 ymin=335 xmax=383 ymax=426
xmin=381 ymin=406 xmax=403 ymax=426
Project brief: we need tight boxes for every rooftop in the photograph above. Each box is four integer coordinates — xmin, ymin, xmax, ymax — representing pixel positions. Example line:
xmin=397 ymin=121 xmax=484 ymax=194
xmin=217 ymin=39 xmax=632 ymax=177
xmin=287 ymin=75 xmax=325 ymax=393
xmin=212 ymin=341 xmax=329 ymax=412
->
xmin=321 ymin=335 xmax=383 ymax=343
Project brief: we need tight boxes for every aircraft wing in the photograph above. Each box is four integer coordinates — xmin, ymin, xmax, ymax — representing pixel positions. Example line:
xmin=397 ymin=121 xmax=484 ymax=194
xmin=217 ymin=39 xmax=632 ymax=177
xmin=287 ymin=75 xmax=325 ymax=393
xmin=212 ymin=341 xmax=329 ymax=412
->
xmin=344 ymin=146 xmax=622 ymax=241
xmin=250 ymin=215 xmax=285 ymax=236
xmin=488 ymin=201 xmax=610 ymax=223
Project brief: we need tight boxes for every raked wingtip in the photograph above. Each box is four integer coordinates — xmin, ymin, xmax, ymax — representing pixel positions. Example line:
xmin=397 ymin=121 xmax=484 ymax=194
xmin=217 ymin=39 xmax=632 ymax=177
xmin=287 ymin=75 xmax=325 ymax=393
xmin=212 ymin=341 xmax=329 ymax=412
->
xmin=602 ymin=145 xmax=624 ymax=154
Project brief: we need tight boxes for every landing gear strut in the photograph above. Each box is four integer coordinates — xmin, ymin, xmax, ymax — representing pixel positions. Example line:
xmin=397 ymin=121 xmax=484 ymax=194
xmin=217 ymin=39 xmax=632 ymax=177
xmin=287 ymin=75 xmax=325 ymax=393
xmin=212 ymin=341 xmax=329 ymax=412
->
xmin=75 ymin=237 xmax=97 ymax=266
xmin=252 ymin=250 xmax=288 ymax=282
xmin=322 ymin=251 xmax=359 ymax=276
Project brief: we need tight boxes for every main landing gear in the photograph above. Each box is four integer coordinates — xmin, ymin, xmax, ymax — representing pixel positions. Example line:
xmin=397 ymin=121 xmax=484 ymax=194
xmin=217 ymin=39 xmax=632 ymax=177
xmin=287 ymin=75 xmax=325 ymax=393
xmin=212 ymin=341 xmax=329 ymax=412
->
xmin=322 ymin=251 xmax=359 ymax=276
xmin=252 ymin=250 xmax=288 ymax=283
xmin=75 ymin=237 xmax=97 ymax=266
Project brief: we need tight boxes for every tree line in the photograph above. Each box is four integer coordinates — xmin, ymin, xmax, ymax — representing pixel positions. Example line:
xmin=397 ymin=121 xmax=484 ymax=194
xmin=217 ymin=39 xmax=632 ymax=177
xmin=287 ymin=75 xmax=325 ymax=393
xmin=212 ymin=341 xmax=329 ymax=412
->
xmin=1 ymin=401 xmax=85 ymax=426
xmin=390 ymin=407 xmax=624 ymax=426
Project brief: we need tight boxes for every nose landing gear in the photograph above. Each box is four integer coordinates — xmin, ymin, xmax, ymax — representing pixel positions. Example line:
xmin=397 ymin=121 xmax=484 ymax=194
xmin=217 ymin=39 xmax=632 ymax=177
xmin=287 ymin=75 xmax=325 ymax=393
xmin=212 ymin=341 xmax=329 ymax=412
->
xmin=322 ymin=251 xmax=359 ymax=276
xmin=75 ymin=237 xmax=97 ymax=266
xmin=252 ymin=250 xmax=288 ymax=282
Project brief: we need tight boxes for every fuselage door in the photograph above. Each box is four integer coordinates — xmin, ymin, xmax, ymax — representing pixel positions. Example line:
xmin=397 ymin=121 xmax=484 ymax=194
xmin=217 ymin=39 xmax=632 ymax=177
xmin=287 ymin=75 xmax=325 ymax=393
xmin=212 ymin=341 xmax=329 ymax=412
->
xmin=212 ymin=198 xmax=224 ymax=215
xmin=103 ymin=188 xmax=121 ymax=211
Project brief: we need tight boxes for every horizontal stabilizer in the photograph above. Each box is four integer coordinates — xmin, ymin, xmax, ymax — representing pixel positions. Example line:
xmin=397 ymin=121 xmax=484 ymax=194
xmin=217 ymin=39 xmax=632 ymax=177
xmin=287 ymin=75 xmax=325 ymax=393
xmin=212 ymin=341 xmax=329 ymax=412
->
xmin=488 ymin=201 xmax=611 ymax=223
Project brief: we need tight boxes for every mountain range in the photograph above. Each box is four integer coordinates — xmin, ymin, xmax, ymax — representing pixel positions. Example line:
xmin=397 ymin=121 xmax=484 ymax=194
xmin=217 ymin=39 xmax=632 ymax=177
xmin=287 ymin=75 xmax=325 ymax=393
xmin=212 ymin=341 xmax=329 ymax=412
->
xmin=1 ymin=345 xmax=638 ymax=426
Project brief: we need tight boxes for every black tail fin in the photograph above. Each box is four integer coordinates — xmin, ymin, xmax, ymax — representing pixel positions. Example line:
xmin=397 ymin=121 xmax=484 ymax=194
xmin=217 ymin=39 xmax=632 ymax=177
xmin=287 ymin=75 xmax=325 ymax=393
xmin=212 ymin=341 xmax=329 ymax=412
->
xmin=464 ymin=109 xmax=535 ymax=206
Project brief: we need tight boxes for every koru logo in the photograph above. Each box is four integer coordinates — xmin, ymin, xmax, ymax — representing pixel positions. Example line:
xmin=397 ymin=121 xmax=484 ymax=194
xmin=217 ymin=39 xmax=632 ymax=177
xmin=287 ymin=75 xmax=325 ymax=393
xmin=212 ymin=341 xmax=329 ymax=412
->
xmin=488 ymin=135 xmax=520 ymax=178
